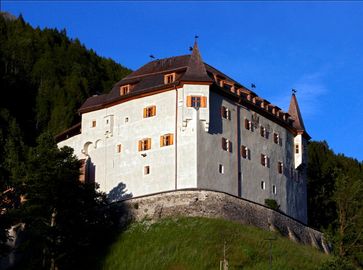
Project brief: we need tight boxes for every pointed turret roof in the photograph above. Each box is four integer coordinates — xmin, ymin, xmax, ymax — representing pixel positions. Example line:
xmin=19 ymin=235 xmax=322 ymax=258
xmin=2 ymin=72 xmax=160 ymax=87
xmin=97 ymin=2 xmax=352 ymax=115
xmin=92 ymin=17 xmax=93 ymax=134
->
xmin=180 ymin=41 xmax=213 ymax=83
xmin=288 ymin=93 xmax=310 ymax=139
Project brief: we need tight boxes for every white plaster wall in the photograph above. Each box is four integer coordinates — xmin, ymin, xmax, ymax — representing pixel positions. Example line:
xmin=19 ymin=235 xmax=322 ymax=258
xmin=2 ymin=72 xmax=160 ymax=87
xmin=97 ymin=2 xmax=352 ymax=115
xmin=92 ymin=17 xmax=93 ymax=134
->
xmin=197 ymin=92 xmax=238 ymax=195
xmin=176 ymin=84 xmax=210 ymax=189
xmin=239 ymin=106 xmax=293 ymax=215
xmin=60 ymin=90 xmax=178 ymax=196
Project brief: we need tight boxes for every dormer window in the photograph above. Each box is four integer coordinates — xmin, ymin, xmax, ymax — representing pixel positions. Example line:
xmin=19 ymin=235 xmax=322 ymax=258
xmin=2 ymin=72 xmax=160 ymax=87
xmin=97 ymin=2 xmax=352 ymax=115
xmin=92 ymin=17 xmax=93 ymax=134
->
xmin=164 ymin=73 xmax=175 ymax=84
xmin=120 ymin=85 xmax=130 ymax=96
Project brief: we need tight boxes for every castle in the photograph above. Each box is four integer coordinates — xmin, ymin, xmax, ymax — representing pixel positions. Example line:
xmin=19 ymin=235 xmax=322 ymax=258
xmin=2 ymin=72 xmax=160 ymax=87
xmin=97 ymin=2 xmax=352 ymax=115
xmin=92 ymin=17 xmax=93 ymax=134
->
xmin=57 ymin=42 xmax=310 ymax=224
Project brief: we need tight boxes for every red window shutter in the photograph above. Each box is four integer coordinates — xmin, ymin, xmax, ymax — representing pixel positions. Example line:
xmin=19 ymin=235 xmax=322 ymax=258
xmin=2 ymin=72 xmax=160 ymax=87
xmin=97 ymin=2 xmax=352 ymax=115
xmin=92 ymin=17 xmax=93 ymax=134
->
xmin=186 ymin=96 xmax=192 ymax=107
xmin=201 ymin=96 xmax=207 ymax=108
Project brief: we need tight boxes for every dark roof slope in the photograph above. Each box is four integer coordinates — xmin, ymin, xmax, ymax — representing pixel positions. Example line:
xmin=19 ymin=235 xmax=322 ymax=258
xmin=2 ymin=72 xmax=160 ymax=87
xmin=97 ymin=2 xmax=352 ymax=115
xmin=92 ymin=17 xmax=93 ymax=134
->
xmin=288 ymin=93 xmax=310 ymax=139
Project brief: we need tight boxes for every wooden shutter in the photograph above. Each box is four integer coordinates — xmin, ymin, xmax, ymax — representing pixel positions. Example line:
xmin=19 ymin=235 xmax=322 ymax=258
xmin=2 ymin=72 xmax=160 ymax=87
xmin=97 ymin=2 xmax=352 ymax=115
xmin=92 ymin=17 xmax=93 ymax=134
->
xmin=261 ymin=154 xmax=264 ymax=165
xmin=169 ymin=134 xmax=174 ymax=145
xmin=186 ymin=96 xmax=192 ymax=107
xmin=138 ymin=140 xmax=142 ymax=151
xmin=147 ymin=138 xmax=151 ymax=150
xmin=143 ymin=108 xmax=147 ymax=118
xmin=228 ymin=141 xmax=232 ymax=153
xmin=160 ymin=135 xmax=164 ymax=147
xmin=152 ymin=106 xmax=156 ymax=116
xmin=245 ymin=119 xmax=249 ymax=129
xmin=201 ymin=96 xmax=207 ymax=108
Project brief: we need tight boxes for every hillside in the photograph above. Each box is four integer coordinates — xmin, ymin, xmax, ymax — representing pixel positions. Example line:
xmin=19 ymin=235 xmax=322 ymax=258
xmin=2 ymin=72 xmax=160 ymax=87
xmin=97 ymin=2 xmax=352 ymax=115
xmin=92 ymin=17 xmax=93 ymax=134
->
xmin=0 ymin=12 xmax=131 ymax=144
xmin=100 ymin=217 xmax=329 ymax=270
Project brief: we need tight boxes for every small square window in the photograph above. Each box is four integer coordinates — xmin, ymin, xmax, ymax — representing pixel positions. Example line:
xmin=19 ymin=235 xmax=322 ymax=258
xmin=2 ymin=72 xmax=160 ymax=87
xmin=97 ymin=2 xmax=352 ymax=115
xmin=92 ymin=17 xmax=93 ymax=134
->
xmin=125 ymin=117 xmax=129 ymax=123
xmin=260 ymin=126 xmax=267 ymax=138
xmin=222 ymin=137 xmax=232 ymax=152
xmin=144 ymin=166 xmax=150 ymax=175
xmin=261 ymin=181 xmax=266 ymax=190
xmin=92 ymin=120 xmax=96 ymax=128
xmin=117 ymin=144 xmax=122 ymax=153
xmin=143 ymin=106 xmax=156 ymax=118
xmin=160 ymin=134 xmax=174 ymax=147
xmin=278 ymin=162 xmax=283 ymax=174
xmin=295 ymin=144 xmax=299 ymax=154
xmin=120 ymin=85 xmax=130 ymax=96
xmin=241 ymin=145 xmax=250 ymax=159
xmin=164 ymin=73 xmax=175 ymax=84
xmin=221 ymin=106 xmax=231 ymax=120
xmin=273 ymin=133 xmax=280 ymax=145
xmin=261 ymin=154 xmax=269 ymax=167
xmin=138 ymin=138 xmax=151 ymax=151
xmin=219 ymin=164 xmax=224 ymax=174
xmin=244 ymin=119 xmax=253 ymax=131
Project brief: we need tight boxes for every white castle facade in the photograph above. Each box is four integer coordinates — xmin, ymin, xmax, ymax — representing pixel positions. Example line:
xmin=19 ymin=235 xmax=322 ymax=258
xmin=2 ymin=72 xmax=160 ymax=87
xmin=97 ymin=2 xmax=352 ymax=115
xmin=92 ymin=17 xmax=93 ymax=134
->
xmin=57 ymin=43 xmax=310 ymax=223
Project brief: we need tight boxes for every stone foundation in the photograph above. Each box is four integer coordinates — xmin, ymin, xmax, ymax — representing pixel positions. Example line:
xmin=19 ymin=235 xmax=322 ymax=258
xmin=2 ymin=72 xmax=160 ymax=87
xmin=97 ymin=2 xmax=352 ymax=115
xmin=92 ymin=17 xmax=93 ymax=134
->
xmin=116 ymin=188 xmax=329 ymax=253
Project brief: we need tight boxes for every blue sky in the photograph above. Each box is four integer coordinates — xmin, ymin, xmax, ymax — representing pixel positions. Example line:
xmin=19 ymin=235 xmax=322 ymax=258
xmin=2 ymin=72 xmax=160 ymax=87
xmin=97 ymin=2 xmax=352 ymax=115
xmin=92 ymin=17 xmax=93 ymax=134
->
xmin=3 ymin=1 xmax=363 ymax=161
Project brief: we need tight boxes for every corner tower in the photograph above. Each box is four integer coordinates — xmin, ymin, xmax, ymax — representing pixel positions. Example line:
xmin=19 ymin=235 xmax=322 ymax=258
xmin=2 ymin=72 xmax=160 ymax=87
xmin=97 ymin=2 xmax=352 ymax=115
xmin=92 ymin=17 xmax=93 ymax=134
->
xmin=288 ymin=93 xmax=310 ymax=170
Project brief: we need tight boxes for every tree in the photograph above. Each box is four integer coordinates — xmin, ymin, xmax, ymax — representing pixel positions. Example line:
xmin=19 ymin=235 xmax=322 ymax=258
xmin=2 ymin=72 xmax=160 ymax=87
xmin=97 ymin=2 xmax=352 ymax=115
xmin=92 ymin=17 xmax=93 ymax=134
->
xmin=16 ymin=133 xmax=115 ymax=269
xmin=332 ymin=172 xmax=363 ymax=266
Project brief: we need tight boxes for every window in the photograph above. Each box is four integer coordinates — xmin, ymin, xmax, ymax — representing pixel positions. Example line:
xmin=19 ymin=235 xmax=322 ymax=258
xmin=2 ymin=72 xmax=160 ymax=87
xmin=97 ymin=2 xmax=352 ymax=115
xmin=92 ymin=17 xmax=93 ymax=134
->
xmin=164 ymin=73 xmax=175 ymax=84
xmin=273 ymin=185 xmax=277 ymax=194
xmin=273 ymin=133 xmax=280 ymax=145
xmin=278 ymin=162 xmax=283 ymax=174
xmin=241 ymin=145 xmax=250 ymax=159
xmin=143 ymin=105 xmax=156 ymax=118
xmin=222 ymin=137 xmax=232 ymax=152
xmin=125 ymin=117 xmax=129 ymax=123
xmin=91 ymin=120 xmax=96 ymax=128
xmin=261 ymin=154 xmax=269 ymax=167
xmin=138 ymin=138 xmax=151 ymax=151
xmin=186 ymin=96 xmax=207 ymax=108
xmin=221 ymin=106 xmax=231 ymax=120
xmin=160 ymin=134 xmax=174 ymax=147
xmin=295 ymin=144 xmax=299 ymax=154
xmin=120 ymin=85 xmax=130 ymax=95
xmin=261 ymin=181 xmax=266 ymax=190
xmin=260 ymin=126 xmax=266 ymax=138
xmin=219 ymin=164 xmax=224 ymax=174
xmin=244 ymin=118 xmax=253 ymax=131
xmin=117 ymin=144 xmax=122 ymax=153
xmin=144 ymin=166 xmax=150 ymax=175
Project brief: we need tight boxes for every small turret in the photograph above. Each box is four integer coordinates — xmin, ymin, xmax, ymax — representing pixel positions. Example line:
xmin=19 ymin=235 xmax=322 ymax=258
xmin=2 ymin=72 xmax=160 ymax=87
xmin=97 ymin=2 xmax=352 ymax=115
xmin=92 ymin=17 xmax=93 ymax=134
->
xmin=180 ymin=41 xmax=213 ymax=83
xmin=288 ymin=92 xmax=310 ymax=169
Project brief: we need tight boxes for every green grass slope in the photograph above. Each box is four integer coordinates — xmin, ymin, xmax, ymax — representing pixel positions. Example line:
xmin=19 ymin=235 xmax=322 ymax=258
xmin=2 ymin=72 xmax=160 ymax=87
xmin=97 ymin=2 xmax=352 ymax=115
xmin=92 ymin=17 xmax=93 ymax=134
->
xmin=101 ymin=217 xmax=330 ymax=270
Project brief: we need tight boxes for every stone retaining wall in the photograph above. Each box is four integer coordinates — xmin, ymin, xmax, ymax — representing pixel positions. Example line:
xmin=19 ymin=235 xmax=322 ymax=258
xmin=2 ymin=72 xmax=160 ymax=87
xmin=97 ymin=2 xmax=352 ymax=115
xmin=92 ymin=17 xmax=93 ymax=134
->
xmin=116 ymin=188 xmax=330 ymax=253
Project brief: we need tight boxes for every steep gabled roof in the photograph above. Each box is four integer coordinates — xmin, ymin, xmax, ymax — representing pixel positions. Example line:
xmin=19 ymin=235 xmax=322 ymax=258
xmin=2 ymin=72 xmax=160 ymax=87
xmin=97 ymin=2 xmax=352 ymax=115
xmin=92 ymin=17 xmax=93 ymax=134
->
xmin=288 ymin=93 xmax=310 ymax=139
xmin=180 ymin=41 xmax=213 ymax=83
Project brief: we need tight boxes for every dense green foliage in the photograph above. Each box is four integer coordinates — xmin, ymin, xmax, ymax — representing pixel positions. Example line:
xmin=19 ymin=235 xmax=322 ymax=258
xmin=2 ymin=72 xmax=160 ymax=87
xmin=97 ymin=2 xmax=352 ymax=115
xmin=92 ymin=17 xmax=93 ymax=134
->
xmin=102 ymin=217 xmax=329 ymax=270
xmin=307 ymin=141 xmax=363 ymax=267
xmin=0 ymin=12 xmax=131 ymax=146
xmin=0 ymin=13 xmax=130 ymax=268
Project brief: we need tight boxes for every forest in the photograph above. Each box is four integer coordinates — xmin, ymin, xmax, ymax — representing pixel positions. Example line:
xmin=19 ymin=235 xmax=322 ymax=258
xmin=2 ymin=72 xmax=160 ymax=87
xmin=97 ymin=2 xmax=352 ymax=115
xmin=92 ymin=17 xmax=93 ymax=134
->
xmin=0 ymin=13 xmax=362 ymax=269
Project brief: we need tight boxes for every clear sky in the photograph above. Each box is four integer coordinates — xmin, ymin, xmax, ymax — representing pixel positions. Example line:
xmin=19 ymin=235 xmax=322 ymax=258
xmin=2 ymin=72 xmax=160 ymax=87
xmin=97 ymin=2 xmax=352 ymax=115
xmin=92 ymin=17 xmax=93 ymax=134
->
xmin=2 ymin=1 xmax=363 ymax=161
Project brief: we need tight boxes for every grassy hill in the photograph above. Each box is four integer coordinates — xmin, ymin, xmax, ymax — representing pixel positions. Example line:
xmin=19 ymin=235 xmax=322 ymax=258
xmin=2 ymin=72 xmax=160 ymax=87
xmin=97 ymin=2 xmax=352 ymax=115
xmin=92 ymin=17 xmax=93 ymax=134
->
xmin=100 ymin=217 xmax=329 ymax=270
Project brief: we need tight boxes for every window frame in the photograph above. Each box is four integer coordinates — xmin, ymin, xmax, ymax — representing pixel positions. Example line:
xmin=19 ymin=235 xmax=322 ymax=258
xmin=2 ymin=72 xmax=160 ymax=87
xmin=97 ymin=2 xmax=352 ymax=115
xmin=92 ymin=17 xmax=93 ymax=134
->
xmin=143 ymin=105 xmax=156 ymax=118
xmin=160 ymin=133 xmax=174 ymax=147
xmin=138 ymin=138 xmax=152 ymax=151
xmin=164 ymin=73 xmax=176 ymax=84
xmin=120 ymin=85 xmax=130 ymax=96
